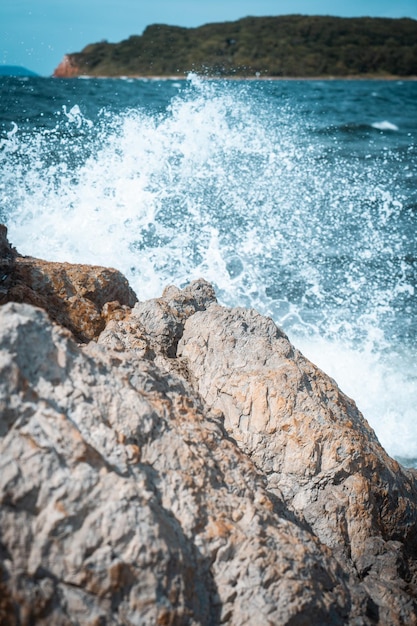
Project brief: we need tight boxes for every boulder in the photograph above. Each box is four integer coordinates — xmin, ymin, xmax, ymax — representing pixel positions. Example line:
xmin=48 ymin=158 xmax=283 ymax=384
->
xmin=177 ymin=303 xmax=417 ymax=624
xmin=0 ymin=226 xmax=137 ymax=342
xmin=125 ymin=280 xmax=417 ymax=624
xmin=0 ymin=302 xmax=352 ymax=625
xmin=1 ymin=226 xmax=417 ymax=624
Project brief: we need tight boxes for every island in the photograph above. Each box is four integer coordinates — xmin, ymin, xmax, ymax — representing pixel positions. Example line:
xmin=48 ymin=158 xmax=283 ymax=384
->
xmin=53 ymin=14 xmax=417 ymax=79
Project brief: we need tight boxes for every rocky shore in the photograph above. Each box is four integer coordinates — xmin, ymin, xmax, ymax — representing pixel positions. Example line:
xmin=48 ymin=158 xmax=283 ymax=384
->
xmin=1 ymin=224 xmax=417 ymax=625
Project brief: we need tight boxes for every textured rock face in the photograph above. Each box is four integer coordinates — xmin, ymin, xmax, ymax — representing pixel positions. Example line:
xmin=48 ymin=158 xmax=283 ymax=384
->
xmin=0 ymin=230 xmax=137 ymax=342
xmin=1 ymin=228 xmax=417 ymax=625
xmin=0 ymin=302 xmax=352 ymax=625
xmin=177 ymin=304 xmax=417 ymax=623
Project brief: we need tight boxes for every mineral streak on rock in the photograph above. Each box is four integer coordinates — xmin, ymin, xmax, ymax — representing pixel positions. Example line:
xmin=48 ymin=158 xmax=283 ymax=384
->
xmin=1 ymin=224 xmax=417 ymax=625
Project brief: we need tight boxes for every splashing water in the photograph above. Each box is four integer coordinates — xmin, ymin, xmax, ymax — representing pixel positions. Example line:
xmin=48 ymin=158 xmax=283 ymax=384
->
xmin=1 ymin=75 xmax=416 ymax=464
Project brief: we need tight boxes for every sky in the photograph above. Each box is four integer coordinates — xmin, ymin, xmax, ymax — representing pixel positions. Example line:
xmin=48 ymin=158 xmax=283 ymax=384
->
xmin=2 ymin=0 xmax=417 ymax=76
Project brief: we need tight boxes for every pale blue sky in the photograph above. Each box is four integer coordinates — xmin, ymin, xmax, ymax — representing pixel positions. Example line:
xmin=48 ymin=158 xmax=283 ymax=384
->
xmin=2 ymin=0 xmax=417 ymax=76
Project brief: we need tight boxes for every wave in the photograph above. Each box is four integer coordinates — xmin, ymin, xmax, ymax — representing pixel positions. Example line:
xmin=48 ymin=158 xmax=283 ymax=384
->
xmin=371 ymin=120 xmax=399 ymax=131
xmin=1 ymin=75 xmax=416 ymax=464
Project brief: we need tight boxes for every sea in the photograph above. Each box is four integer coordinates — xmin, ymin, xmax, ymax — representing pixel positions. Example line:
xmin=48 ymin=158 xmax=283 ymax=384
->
xmin=1 ymin=74 xmax=416 ymax=467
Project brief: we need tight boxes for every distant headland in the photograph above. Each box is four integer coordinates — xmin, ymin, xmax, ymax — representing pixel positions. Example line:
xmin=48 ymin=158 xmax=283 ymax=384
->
xmin=53 ymin=14 xmax=417 ymax=79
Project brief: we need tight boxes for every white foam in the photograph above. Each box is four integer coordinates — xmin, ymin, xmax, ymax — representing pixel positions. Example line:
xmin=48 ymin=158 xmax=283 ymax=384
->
xmin=371 ymin=120 xmax=399 ymax=131
xmin=295 ymin=336 xmax=417 ymax=464
xmin=2 ymin=77 xmax=415 ymax=465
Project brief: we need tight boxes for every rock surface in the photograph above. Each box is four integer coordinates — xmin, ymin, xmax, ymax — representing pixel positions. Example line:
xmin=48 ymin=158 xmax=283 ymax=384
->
xmin=1 ymin=226 xmax=417 ymax=625
xmin=178 ymin=304 xmax=417 ymax=623
xmin=0 ymin=227 xmax=137 ymax=342
xmin=53 ymin=55 xmax=83 ymax=78
xmin=0 ymin=224 xmax=16 ymax=300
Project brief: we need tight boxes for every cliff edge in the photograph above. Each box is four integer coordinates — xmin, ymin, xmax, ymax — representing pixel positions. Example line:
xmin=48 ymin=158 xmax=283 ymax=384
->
xmin=1 ymin=224 xmax=417 ymax=625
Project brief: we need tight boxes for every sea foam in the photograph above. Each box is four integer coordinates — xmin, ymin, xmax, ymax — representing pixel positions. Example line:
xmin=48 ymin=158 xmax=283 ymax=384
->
xmin=371 ymin=120 xmax=399 ymax=131
xmin=1 ymin=75 xmax=416 ymax=465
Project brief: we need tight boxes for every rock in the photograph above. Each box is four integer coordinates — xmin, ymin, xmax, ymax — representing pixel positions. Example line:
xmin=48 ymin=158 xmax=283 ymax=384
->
xmin=53 ymin=54 xmax=82 ymax=78
xmin=178 ymin=303 xmax=417 ymax=624
xmin=104 ymin=279 xmax=417 ymax=623
xmin=131 ymin=280 xmax=217 ymax=358
xmin=0 ymin=224 xmax=16 ymax=299
xmin=1 ymin=230 xmax=417 ymax=624
xmin=0 ymin=226 xmax=137 ymax=342
xmin=0 ymin=302 xmax=352 ymax=625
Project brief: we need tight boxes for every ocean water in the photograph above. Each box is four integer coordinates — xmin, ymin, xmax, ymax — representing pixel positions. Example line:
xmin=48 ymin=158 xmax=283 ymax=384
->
xmin=1 ymin=74 xmax=416 ymax=466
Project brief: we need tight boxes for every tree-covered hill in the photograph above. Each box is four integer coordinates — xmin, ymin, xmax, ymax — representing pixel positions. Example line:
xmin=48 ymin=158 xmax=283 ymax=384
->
xmin=54 ymin=15 xmax=417 ymax=78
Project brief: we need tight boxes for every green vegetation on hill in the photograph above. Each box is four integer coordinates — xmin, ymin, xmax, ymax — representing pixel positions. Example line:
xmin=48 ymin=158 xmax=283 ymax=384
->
xmin=59 ymin=15 xmax=417 ymax=77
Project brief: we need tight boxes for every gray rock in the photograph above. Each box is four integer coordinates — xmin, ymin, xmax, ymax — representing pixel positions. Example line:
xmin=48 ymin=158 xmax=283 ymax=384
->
xmin=0 ymin=301 xmax=353 ymax=625
xmin=178 ymin=302 xmax=417 ymax=625
xmin=1 ymin=232 xmax=417 ymax=625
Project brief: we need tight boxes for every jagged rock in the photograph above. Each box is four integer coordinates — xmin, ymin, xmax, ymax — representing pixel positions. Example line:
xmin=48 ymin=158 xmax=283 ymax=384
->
xmin=102 ymin=280 xmax=417 ymax=623
xmin=0 ymin=302 xmax=353 ymax=625
xmin=0 ymin=224 xmax=16 ymax=299
xmin=1 ymin=229 xmax=417 ymax=624
xmin=178 ymin=303 xmax=417 ymax=624
xmin=132 ymin=281 xmax=217 ymax=358
xmin=0 ymin=226 xmax=137 ymax=342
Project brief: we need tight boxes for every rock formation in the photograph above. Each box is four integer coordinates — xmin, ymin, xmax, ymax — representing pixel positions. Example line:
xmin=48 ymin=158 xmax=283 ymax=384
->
xmin=0 ymin=226 xmax=136 ymax=342
xmin=0 ymin=224 xmax=15 ymax=301
xmin=1 ymin=225 xmax=416 ymax=625
xmin=53 ymin=55 xmax=83 ymax=79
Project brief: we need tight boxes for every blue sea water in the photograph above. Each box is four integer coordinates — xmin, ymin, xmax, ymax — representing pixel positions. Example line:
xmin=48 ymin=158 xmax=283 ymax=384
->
xmin=1 ymin=74 xmax=416 ymax=466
